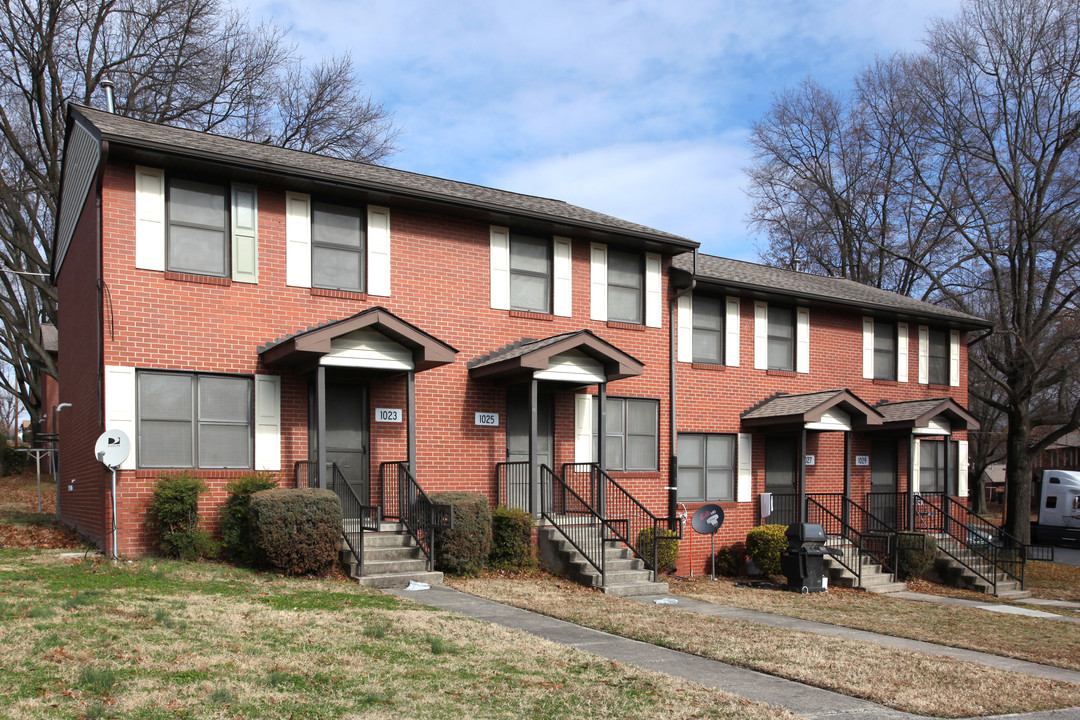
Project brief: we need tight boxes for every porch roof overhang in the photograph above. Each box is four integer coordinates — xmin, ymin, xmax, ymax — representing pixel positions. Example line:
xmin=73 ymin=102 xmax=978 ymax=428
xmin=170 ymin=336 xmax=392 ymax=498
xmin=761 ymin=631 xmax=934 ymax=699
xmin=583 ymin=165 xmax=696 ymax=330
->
xmin=875 ymin=397 xmax=979 ymax=432
xmin=258 ymin=306 xmax=458 ymax=372
xmin=467 ymin=330 xmax=644 ymax=384
xmin=740 ymin=389 xmax=884 ymax=430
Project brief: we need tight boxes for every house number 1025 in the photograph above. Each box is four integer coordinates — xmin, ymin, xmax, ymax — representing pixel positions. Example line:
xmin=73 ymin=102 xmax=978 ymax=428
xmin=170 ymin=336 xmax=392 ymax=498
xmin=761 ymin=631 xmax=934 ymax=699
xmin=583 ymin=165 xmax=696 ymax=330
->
xmin=375 ymin=408 xmax=402 ymax=423
xmin=475 ymin=412 xmax=499 ymax=426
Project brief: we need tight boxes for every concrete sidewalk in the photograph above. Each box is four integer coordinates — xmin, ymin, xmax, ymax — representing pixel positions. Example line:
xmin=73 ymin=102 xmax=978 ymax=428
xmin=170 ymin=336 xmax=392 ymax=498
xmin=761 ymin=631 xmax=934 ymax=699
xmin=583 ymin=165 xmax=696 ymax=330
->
xmin=386 ymin=585 xmax=1080 ymax=720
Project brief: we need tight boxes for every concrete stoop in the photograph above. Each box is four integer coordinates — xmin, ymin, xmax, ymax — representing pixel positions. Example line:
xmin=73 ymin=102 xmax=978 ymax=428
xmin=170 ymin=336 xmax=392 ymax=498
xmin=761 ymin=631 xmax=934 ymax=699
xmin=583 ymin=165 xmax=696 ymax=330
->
xmin=340 ymin=521 xmax=444 ymax=590
xmin=933 ymin=552 xmax=1031 ymax=599
xmin=538 ymin=526 xmax=669 ymax=597
xmin=823 ymin=548 xmax=907 ymax=594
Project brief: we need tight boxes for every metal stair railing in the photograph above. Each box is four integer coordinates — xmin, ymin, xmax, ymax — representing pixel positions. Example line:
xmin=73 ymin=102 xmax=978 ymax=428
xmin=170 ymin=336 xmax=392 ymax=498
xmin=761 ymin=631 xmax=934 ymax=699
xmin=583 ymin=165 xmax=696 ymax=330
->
xmin=495 ymin=461 xmax=530 ymax=511
xmin=379 ymin=461 xmax=454 ymax=572
xmin=541 ymin=464 xmax=612 ymax=586
xmin=294 ymin=461 xmax=379 ymax=574
xmin=761 ymin=493 xmax=799 ymax=526
xmin=913 ymin=494 xmax=1025 ymax=592
xmin=806 ymin=495 xmax=894 ymax=588
xmin=561 ymin=463 xmax=681 ymax=582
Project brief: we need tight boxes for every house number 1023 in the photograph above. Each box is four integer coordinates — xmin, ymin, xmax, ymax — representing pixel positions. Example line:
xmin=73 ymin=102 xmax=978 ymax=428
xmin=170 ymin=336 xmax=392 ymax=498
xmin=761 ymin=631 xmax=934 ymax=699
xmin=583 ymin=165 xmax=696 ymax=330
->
xmin=375 ymin=408 xmax=402 ymax=423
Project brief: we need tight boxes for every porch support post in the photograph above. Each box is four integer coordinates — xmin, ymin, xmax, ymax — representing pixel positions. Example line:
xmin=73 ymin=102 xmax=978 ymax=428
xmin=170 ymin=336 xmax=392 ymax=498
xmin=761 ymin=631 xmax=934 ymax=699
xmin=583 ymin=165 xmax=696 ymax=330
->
xmin=316 ymin=365 xmax=327 ymax=490
xmin=597 ymin=382 xmax=607 ymax=517
xmin=908 ymin=432 xmax=917 ymax=530
xmin=843 ymin=431 xmax=851 ymax=531
xmin=529 ymin=377 xmax=539 ymax=516
xmin=798 ymin=428 xmax=807 ymax=524
xmin=407 ymin=370 xmax=416 ymax=476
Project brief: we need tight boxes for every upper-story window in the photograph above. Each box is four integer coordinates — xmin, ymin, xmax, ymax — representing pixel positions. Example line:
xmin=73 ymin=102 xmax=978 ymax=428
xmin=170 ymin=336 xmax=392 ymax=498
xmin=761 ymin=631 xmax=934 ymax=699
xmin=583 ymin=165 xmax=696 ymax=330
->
xmin=754 ymin=301 xmax=809 ymax=372
xmin=767 ymin=305 xmax=795 ymax=371
xmin=874 ymin=320 xmax=897 ymax=381
xmin=311 ymin=202 xmax=365 ymax=292
xmin=167 ymin=179 xmax=228 ymax=277
xmin=692 ymin=296 xmax=723 ymax=364
xmin=509 ymin=233 xmax=551 ymax=313
xmin=927 ymin=328 xmax=949 ymax=386
xmin=607 ymin=249 xmax=643 ymax=324
xmin=863 ymin=317 xmax=908 ymax=382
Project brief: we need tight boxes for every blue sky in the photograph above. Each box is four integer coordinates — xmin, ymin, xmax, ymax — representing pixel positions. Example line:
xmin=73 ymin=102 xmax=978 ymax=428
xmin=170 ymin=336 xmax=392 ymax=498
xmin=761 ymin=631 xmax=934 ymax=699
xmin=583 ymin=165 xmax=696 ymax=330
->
xmin=238 ymin=0 xmax=961 ymax=260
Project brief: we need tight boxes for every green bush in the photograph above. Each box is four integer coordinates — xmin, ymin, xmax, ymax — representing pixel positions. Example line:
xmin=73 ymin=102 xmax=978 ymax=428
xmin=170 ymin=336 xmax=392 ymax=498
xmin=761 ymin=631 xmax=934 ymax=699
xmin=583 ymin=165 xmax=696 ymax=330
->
xmin=0 ymin=436 xmax=26 ymax=476
xmin=894 ymin=532 xmax=938 ymax=579
xmin=714 ymin=544 xmax=745 ymax=577
xmin=147 ymin=473 xmax=216 ymax=560
xmin=221 ymin=472 xmax=279 ymax=565
xmin=636 ymin=526 xmax=680 ymax=573
xmin=431 ymin=492 xmax=490 ymax=576
xmin=489 ymin=506 xmax=535 ymax=570
xmin=745 ymin=525 xmax=788 ymax=576
xmin=248 ymin=488 xmax=342 ymax=576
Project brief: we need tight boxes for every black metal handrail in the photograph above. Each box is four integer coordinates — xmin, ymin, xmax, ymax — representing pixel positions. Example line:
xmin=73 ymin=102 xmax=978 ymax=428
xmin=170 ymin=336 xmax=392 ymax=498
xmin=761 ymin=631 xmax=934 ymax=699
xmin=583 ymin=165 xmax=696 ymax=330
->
xmin=541 ymin=464 xmax=611 ymax=586
xmin=913 ymin=494 xmax=1025 ymax=592
xmin=806 ymin=496 xmax=894 ymax=587
xmin=329 ymin=463 xmax=379 ymax=575
xmin=294 ymin=460 xmax=315 ymax=489
xmin=762 ymin=492 xmax=799 ymax=526
xmin=561 ymin=463 xmax=680 ymax=582
xmin=379 ymin=461 xmax=453 ymax=571
xmin=495 ymin=461 xmax=530 ymax=511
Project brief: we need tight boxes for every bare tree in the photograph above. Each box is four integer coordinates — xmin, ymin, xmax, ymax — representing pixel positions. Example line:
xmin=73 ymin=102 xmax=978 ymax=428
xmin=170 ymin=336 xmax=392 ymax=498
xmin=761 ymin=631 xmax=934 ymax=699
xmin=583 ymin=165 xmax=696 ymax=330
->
xmin=0 ymin=0 xmax=397 ymax=431
xmin=748 ymin=0 xmax=1080 ymax=542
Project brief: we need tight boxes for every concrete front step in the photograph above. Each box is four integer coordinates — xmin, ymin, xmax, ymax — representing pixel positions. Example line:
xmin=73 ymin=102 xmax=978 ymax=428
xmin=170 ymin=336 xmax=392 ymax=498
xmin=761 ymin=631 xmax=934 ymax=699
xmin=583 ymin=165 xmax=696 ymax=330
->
xmin=538 ymin=526 xmax=670 ymax=596
xmin=356 ymin=570 xmax=444 ymax=590
xmin=339 ymin=527 xmax=443 ymax=589
xmin=823 ymin=549 xmax=905 ymax=594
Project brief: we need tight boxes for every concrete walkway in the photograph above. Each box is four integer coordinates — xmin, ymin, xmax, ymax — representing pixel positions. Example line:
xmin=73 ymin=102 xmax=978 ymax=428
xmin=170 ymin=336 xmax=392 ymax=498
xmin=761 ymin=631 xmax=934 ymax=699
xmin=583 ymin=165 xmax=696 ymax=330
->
xmin=386 ymin=585 xmax=1080 ymax=720
xmin=890 ymin=590 xmax=1080 ymax=623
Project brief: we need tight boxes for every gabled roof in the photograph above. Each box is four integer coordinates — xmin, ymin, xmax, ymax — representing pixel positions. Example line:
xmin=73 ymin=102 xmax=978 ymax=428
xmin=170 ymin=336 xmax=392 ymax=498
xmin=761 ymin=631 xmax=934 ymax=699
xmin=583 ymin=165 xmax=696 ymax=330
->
xmin=259 ymin=306 xmax=457 ymax=372
xmin=67 ymin=105 xmax=696 ymax=251
xmin=875 ymin=397 xmax=979 ymax=431
xmin=675 ymin=253 xmax=990 ymax=329
xmin=468 ymin=330 xmax=643 ymax=383
xmin=741 ymin=389 xmax=884 ymax=428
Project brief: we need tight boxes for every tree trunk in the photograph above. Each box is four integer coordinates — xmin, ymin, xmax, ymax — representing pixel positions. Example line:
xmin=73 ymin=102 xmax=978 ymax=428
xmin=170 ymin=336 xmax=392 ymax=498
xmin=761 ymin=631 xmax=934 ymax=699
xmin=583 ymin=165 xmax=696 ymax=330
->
xmin=1004 ymin=407 xmax=1033 ymax=544
xmin=970 ymin=471 xmax=988 ymax=515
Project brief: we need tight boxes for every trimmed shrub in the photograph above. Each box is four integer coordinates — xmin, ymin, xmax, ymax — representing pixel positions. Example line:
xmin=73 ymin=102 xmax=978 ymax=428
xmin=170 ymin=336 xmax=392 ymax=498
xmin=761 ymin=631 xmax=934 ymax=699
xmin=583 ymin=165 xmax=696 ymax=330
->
xmin=147 ymin=473 xmax=216 ymax=560
xmin=714 ymin=543 xmax=745 ymax=577
xmin=248 ymin=488 xmax=342 ymax=576
xmin=221 ymin=472 xmax=278 ymax=565
xmin=636 ymin=526 xmax=680 ymax=573
xmin=894 ymin=532 xmax=938 ymax=579
xmin=489 ymin=506 xmax=535 ymax=571
xmin=431 ymin=492 xmax=491 ymax=576
xmin=745 ymin=524 xmax=788 ymax=576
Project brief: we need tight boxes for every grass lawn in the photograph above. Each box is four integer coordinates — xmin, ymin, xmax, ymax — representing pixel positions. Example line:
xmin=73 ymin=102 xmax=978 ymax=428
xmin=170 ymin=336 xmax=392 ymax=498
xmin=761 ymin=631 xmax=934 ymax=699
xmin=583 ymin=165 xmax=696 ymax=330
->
xmin=450 ymin=572 xmax=1080 ymax=718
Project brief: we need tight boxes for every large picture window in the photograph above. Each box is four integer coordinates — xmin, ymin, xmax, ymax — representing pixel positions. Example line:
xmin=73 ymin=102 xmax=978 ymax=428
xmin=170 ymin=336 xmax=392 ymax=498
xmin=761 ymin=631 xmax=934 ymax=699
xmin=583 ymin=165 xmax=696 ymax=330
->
xmin=138 ymin=371 xmax=253 ymax=469
xmin=594 ymin=397 xmax=658 ymax=471
xmin=311 ymin=201 xmax=365 ymax=292
xmin=167 ymin=178 xmax=228 ymax=277
xmin=677 ymin=433 xmax=735 ymax=501
xmin=692 ymin=296 xmax=723 ymax=364
xmin=607 ymin=249 xmax=643 ymax=324
xmin=509 ymin=234 xmax=550 ymax=313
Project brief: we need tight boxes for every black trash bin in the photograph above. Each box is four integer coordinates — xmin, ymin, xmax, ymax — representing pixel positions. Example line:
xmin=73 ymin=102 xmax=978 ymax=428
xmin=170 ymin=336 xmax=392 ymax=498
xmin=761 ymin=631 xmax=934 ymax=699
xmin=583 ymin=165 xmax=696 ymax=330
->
xmin=780 ymin=523 xmax=836 ymax=593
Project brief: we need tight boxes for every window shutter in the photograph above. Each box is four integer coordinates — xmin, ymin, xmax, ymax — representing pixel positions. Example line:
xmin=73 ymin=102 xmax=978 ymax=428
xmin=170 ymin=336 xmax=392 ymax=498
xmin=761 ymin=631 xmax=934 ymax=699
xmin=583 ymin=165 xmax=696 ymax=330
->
xmin=134 ymin=166 xmax=165 ymax=271
xmin=897 ymin=322 xmax=909 ymax=382
xmin=950 ymin=330 xmax=961 ymax=387
xmin=862 ymin=317 xmax=874 ymax=379
xmin=367 ymin=205 xmax=391 ymax=297
xmin=644 ymin=252 xmax=662 ymax=328
xmin=574 ymin=393 xmax=594 ymax=462
xmin=254 ymin=374 xmax=281 ymax=471
xmin=676 ymin=293 xmax=692 ymax=362
xmin=796 ymin=307 xmax=810 ymax=373
xmin=231 ymin=184 xmax=258 ymax=283
xmin=754 ymin=301 xmax=768 ymax=369
xmin=553 ymin=236 xmax=573 ymax=317
xmin=911 ymin=438 xmax=921 ymax=492
xmin=918 ymin=325 xmax=929 ymax=384
xmin=104 ymin=366 xmax=137 ymax=470
xmin=285 ymin=192 xmax=311 ymax=288
xmin=957 ymin=440 xmax=968 ymax=497
xmin=725 ymin=297 xmax=741 ymax=367
xmin=489 ymin=226 xmax=510 ymax=310
xmin=590 ymin=242 xmax=608 ymax=321
xmin=736 ymin=433 xmax=752 ymax=502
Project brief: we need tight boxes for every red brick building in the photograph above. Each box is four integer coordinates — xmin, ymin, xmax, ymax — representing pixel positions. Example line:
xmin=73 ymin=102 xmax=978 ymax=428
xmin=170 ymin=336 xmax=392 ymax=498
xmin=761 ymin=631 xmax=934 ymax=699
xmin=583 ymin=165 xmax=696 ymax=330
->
xmin=52 ymin=104 xmax=990 ymax=581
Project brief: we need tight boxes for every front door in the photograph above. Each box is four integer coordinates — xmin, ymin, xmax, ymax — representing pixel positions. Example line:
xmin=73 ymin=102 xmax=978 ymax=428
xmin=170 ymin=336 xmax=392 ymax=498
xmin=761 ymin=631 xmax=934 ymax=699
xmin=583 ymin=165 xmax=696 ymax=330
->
xmin=765 ymin=436 xmax=798 ymax=525
xmin=325 ymin=381 xmax=369 ymax=503
xmin=869 ymin=438 xmax=898 ymax=531
xmin=506 ymin=386 xmax=554 ymax=510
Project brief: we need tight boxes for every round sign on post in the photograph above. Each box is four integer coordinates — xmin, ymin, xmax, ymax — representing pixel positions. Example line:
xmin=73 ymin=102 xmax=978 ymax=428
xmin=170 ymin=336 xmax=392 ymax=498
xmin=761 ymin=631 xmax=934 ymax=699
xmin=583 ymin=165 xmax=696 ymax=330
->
xmin=691 ymin=503 xmax=725 ymax=581
xmin=94 ymin=429 xmax=130 ymax=469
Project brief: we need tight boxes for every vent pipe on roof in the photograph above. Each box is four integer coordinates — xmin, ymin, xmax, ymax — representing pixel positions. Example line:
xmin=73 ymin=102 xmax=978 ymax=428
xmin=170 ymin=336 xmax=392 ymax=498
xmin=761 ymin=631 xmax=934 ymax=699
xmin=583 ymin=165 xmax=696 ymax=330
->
xmin=100 ymin=79 xmax=115 ymax=113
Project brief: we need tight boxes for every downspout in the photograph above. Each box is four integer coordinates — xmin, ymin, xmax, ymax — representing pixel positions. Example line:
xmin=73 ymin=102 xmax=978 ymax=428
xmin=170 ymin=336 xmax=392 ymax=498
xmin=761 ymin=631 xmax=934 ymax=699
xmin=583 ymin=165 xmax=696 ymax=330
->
xmin=668 ymin=250 xmax=697 ymax=526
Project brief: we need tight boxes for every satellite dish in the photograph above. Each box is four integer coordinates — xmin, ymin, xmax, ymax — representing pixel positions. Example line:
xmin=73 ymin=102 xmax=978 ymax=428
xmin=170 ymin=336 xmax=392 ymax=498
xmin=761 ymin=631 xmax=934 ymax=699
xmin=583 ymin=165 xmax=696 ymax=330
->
xmin=691 ymin=503 xmax=725 ymax=535
xmin=94 ymin=429 xmax=130 ymax=469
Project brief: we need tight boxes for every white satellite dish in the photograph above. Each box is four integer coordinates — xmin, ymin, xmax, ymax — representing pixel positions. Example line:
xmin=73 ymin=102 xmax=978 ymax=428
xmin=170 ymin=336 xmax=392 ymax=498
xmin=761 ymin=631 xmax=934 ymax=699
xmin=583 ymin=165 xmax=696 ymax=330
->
xmin=94 ymin=429 xmax=130 ymax=469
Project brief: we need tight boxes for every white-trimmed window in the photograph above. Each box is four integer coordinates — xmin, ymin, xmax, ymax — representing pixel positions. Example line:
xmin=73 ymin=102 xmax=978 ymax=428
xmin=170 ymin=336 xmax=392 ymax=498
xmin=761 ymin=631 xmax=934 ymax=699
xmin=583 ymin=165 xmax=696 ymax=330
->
xmin=167 ymin=178 xmax=228 ymax=277
xmin=509 ymin=233 xmax=551 ymax=313
xmin=137 ymin=371 xmax=253 ymax=469
xmin=607 ymin=249 xmax=643 ymax=324
xmin=311 ymin=201 xmax=365 ymax=292
xmin=592 ymin=397 xmax=659 ymax=471
xmin=767 ymin=306 xmax=795 ymax=371
xmin=590 ymin=243 xmax=662 ymax=327
xmin=678 ymin=433 xmax=735 ymax=502
xmin=286 ymin=193 xmax=390 ymax=296
xmin=918 ymin=326 xmax=960 ymax=386
xmin=918 ymin=439 xmax=958 ymax=495
xmin=863 ymin=318 xmax=908 ymax=382
xmin=490 ymin=228 xmax=571 ymax=316
xmin=754 ymin=302 xmax=809 ymax=372
xmin=692 ymin=296 xmax=723 ymax=364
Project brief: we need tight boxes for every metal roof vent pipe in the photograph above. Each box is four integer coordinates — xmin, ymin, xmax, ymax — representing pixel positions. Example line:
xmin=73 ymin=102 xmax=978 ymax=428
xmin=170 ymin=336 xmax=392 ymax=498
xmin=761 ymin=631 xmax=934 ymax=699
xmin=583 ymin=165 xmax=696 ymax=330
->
xmin=100 ymin=79 xmax=115 ymax=113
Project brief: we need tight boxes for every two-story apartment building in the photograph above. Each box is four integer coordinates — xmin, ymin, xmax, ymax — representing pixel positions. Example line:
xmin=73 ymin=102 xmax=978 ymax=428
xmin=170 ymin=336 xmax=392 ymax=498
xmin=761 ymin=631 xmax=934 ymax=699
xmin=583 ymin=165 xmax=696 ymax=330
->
xmin=52 ymin=104 xmax=991 ymax=582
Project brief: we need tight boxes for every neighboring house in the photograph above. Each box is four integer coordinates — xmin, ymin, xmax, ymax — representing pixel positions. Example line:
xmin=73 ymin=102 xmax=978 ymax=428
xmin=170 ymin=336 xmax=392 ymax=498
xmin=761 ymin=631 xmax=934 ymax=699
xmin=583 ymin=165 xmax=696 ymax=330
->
xmin=1034 ymin=431 xmax=1080 ymax=472
xmin=52 ymin=104 xmax=990 ymax=578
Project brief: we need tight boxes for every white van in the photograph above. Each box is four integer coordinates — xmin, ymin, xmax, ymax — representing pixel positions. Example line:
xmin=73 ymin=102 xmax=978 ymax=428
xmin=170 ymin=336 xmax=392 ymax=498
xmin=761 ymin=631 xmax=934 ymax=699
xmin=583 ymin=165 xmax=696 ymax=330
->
xmin=1033 ymin=470 xmax=1080 ymax=545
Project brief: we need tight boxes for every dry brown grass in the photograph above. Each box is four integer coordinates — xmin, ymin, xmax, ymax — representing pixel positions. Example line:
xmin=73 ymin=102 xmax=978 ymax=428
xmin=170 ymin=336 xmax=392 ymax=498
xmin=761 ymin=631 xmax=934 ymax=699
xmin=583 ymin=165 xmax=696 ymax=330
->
xmin=450 ymin=573 xmax=1080 ymax=718
xmin=0 ymin=472 xmax=85 ymax=549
